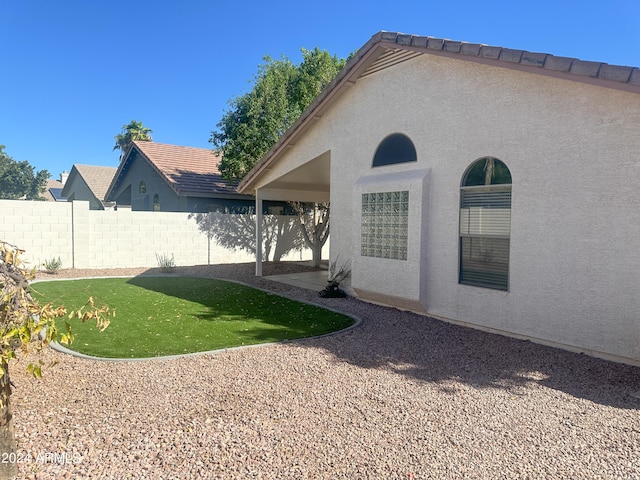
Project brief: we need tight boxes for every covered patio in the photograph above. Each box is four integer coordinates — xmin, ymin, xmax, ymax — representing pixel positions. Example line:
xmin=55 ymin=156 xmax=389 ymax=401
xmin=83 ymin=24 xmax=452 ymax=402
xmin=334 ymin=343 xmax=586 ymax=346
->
xmin=252 ymin=151 xmax=331 ymax=276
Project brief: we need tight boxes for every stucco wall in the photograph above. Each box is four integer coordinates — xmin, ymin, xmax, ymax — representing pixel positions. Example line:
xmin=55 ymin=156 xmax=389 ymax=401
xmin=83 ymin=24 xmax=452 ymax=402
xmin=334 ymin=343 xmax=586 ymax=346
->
xmin=114 ymin=155 xmax=180 ymax=211
xmin=63 ymin=175 xmax=101 ymax=210
xmin=0 ymin=199 xmax=322 ymax=270
xmin=253 ymin=53 xmax=640 ymax=365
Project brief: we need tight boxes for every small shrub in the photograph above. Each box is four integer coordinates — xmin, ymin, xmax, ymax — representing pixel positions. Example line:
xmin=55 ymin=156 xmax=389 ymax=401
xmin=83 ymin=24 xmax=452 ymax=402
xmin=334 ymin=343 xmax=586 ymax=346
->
xmin=42 ymin=256 xmax=62 ymax=274
xmin=328 ymin=257 xmax=351 ymax=285
xmin=319 ymin=257 xmax=351 ymax=298
xmin=155 ymin=253 xmax=176 ymax=273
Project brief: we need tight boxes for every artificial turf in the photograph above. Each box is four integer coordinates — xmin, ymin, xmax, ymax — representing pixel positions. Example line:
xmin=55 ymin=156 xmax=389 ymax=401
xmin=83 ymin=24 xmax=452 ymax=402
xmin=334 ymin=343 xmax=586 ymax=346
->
xmin=31 ymin=276 xmax=354 ymax=359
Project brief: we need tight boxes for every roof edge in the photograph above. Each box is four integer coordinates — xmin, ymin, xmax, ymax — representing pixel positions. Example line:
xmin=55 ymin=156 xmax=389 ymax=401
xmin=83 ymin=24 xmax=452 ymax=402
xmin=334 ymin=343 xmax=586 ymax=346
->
xmin=237 ymin=32 xmax=385 ymax=193
xmin=238 ymin=31 xmax=639 ymax=194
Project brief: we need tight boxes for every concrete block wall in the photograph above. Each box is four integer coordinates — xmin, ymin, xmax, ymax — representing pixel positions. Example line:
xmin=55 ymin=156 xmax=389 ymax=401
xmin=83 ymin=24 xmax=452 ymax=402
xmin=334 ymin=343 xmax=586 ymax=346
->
xmin=0 ymin=200 xmax=320 ymax=270
xmin=0 ymin=200 xmax=74 ymax=269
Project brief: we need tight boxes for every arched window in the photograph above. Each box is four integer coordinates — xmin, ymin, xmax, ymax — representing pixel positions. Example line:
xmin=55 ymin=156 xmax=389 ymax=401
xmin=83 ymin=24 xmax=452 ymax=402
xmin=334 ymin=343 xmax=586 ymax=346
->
xmin=153 ymin=194 xmax=160 ymax=212
xmin=372 ymin=133 xmax=417 ymax=167
xmin=139 ymin=181 xmax=146 ymax=194
xmin=459 ymin=157 xmax=512 ymax=290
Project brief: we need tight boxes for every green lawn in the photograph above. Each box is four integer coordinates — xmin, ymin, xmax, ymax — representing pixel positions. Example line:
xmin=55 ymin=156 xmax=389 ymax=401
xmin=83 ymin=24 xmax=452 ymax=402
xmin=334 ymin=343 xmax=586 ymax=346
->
xmin=31 ymin=276 xmax=354 ymax=359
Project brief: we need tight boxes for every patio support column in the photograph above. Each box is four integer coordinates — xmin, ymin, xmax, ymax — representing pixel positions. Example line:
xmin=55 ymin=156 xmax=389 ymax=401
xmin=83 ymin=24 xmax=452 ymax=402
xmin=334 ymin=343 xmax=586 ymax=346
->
xmin=255 ymin=190 xmax=263 ymax=276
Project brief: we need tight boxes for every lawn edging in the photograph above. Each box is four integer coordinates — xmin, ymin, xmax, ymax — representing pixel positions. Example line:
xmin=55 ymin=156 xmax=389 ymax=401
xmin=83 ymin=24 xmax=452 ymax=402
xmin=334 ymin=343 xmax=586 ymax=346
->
xmin=32 ymin=275 xmax=362 ymax=362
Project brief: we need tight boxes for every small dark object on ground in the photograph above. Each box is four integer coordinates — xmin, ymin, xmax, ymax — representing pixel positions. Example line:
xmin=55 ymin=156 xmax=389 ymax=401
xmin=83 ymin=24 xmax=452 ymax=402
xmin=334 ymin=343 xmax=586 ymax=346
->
xmin=319 ymin=281 xmax=347 ymax=298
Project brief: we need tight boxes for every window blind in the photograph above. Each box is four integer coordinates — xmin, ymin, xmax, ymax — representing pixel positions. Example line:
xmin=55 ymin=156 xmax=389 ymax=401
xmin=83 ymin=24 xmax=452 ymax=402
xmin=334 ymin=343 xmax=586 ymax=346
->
xmin=459 ymin=186 xmax=511 ymax=290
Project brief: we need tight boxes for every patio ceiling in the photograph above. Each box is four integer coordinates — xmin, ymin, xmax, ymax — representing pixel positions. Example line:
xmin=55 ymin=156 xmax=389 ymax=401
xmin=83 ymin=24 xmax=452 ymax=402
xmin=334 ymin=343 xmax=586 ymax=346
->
xmin=256 ymin=152 xmax=330 ymax=203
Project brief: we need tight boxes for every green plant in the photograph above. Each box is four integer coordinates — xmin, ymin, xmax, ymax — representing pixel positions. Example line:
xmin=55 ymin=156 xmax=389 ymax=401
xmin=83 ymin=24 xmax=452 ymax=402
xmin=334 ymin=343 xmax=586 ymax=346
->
xmin=328 ymin=256 xmax=351 ymax=285
xmin=155 ymin=253 xmax=175 ymax=272
xmin=0 ymin=240 xmax=111 ymax=476
xmin=42 ymin=256 xmax=62 ymax=274
xmin=320 ymin=257 xmax=351 ymax=298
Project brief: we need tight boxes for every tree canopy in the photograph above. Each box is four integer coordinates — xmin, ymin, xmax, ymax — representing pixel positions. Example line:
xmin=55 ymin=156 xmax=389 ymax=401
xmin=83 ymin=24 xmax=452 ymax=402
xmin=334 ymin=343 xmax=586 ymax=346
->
xmin=113 ymin=120 xmax=153 ymax=158
xmin=0 ymin=145 xmax=49 ymax=201
xmin=211 ymin=48 xmax=348 ymax=182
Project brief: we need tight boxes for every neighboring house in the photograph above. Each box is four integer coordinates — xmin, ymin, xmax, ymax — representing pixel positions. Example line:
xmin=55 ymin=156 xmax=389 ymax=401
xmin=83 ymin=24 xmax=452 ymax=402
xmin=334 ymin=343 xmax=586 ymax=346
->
xmin=61 ymin=164 xmax=117 ymax=210
xmin=104 ymin=141 xmax=255 ymax=213
xmin=238 ymin=31 xmax=640 ymax=366
xmin=44 ymin=171 xmax=68 ymax=202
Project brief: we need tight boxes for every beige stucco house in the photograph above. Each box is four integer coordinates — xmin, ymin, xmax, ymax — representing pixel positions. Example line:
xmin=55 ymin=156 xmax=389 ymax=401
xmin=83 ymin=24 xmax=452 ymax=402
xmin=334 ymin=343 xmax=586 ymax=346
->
xmin=238 ymin=31 xmax=640 ymax=366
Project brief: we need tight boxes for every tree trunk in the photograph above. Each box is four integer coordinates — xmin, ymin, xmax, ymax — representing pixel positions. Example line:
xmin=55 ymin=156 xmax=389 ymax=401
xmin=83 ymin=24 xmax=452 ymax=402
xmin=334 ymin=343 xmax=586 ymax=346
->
xmin=0 ymin=362 xmax=17 ymax=479
xmin=311 ymin=243 xmax=322 ymax=268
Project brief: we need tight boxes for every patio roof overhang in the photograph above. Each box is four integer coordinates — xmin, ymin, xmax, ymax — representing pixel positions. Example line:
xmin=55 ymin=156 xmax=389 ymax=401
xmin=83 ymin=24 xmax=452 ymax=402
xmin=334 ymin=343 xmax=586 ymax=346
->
xmin=254 ymin=151 xmax=330 ymax=203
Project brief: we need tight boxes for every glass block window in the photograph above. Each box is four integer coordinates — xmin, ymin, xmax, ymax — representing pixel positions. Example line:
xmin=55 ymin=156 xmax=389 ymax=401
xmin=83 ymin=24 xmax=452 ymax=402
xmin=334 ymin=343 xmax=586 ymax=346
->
xmin=361 ymin=191 xmax=409 ymax=260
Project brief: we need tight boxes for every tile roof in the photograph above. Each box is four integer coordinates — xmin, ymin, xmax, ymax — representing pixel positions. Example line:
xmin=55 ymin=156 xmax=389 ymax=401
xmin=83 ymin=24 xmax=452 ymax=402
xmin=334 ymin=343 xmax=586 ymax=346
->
xmin=132 ymin=141 xmax=238 ymax=196
xmin=371 ymin=31 xmax=640 ymax=86
xmin=238 ymin=30 xmax=640 ymax=194
xmin=69 ymin=164 xmax=118 ymax=201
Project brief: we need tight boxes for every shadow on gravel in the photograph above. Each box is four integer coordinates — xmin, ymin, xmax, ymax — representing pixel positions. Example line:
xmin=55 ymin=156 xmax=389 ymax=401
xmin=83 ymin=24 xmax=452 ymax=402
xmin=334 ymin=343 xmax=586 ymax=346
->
xmin=305 ymin=300 xmax=640 ymax=410
xmin=106 ymin=262 xmax=639 ymax=410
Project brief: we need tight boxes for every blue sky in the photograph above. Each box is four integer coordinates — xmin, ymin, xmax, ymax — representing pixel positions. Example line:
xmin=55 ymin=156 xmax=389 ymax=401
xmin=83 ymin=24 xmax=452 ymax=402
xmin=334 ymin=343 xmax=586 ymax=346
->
xmin=1 ymin=0 xmax=638 ymax=178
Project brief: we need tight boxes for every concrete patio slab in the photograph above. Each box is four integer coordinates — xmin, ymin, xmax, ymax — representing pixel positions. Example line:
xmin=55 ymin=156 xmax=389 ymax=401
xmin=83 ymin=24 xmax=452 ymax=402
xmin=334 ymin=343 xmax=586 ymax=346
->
xmin=266 ymin=270 xmax=328 ymax=291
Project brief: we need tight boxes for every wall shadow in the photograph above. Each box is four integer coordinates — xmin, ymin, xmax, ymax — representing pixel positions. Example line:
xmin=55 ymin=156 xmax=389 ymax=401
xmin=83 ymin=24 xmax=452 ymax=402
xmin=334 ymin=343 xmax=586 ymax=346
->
xmin=125 ymin=262 xmax=640 ymax=410
xmin=189 ymin=212 xmax=305 ymax=261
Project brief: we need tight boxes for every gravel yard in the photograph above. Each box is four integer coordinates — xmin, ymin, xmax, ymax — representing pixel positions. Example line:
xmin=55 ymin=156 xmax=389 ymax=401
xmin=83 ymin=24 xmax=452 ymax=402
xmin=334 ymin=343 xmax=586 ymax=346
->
xmin=10 ymin=263 xmax=640 ymax=479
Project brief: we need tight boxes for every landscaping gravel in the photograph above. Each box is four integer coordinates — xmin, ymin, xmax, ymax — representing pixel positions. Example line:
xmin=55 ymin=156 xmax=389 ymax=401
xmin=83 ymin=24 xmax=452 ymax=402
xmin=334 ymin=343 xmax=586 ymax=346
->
xmin=10 ymin=262 xmax=640 ymax=479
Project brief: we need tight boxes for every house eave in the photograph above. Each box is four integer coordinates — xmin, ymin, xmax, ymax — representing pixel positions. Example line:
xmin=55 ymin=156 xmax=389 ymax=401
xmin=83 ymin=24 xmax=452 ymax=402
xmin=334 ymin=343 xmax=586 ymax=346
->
xmin=237 ymin=30 xmax=640 ymax=195
xmin=177 ymin=191 xmax=254 ymax=200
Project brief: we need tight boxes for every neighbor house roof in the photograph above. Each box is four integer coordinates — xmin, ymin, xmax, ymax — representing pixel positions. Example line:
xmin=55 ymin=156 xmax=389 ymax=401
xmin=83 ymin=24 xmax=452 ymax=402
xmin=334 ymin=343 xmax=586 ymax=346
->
xmin=61 ymin=164 xmax=117 ymax=205
xmin=44 ymin=178 xmax=66 ymax=202
xmin=106 ymin=141 xmax=242 ymax=200
xmin=238 ymin=31 xmax=640 ymax=194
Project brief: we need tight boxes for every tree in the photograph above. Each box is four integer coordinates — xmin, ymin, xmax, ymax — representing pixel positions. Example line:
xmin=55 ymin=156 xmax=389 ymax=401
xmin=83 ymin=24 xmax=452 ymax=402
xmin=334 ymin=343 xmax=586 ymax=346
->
xmin=0 ymin=241 xmax=111 ymax=479
xmin=211 ymin=48 xmax=347 ymax=182
xmin=113 ymin=120 xmax=153 ymax=158
xmin=0 ymin=146 xmax=49 ymax=201
xmin=290 ymin=202 xmax=330 ymax=268
xmin=211 ymin=56 xmax=298 ymax=181
xmin=211 ymin=48 xmax=347 ymax=267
